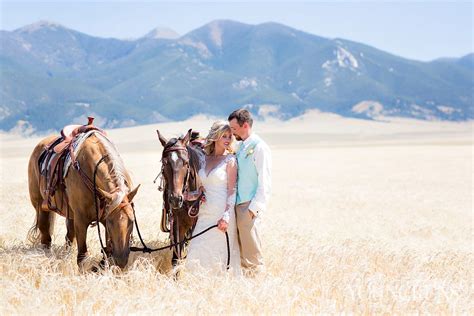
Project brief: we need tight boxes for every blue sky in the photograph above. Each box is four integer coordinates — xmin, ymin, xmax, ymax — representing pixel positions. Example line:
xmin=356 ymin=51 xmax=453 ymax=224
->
xmin=0 ymin=1 xmax=472 ymax=61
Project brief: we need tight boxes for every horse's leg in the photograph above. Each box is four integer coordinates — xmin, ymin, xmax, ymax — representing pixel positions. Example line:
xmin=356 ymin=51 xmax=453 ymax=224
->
xmin=65 ymin=218 xmax=75 ymax=247
xmin=102 ymin=220 xmax=113 ymax=256
xmin=74 ymin=219 xmax=89 ymax=268
xmin=181 ymin=215 xmax=194 ymax=259
xmin=171 ymin=221 xmax=179 ymax=267
xmin=171 ymin=225 xmax=181 ymax=280
xmin=174 ymin=213 xmax=189 ymax=265
xmin=37 ymin=210 xmax=56 ymax=248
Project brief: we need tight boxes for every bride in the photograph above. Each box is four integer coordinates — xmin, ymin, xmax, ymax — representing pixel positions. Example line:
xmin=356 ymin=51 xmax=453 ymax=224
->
xmin=186 ymin=121 xmax=241 ymax=274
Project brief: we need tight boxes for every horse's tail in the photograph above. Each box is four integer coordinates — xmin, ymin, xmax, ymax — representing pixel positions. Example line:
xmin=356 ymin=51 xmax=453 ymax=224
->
xmin=27 ymin=202 xmax=41 ymax=245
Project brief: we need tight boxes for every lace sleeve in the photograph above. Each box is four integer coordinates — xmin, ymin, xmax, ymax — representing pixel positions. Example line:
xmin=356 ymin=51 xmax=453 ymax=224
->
xmin=222 ymin=155 xmax=237 ymax=223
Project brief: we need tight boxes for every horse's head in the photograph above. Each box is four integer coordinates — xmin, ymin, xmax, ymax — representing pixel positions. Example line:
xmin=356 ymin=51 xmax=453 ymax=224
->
xmin=98 ymin=185 xmax=140 ymax=268
xmin=156 ymin=129 xmax=192 ymax=209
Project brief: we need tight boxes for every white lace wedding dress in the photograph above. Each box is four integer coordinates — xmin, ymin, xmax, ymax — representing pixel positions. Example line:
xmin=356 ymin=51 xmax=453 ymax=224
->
xmin=186 ymin=153 xmax=242 ymax=275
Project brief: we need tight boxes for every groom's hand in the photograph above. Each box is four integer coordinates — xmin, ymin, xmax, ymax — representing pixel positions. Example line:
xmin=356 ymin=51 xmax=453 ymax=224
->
xmin=248 ymin=210 xmax=256 ymax=219
xmin=217 ymin=219 xmax=228 ymax=232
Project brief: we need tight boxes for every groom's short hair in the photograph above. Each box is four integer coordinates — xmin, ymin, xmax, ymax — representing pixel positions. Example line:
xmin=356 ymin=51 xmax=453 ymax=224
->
xmin=228 ymin=109 xmax=253 ymax=127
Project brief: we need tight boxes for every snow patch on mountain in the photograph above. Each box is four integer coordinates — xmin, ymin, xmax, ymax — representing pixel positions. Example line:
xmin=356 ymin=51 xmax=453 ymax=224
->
xmin=296 ymin=68 xmax=302 ymax=77
xmin=324 ymin=77 xmax=332 ymax=87
xmin=336 ymin=47 xmax=359 ymax=68
xmin=151 ymin=111 xmax=170 ymax=122
xmin=410 ymin=104 xmax=437 ymax=120
xmin=322 ymin=47 xmax=359 ymax=71
xmin=233 ymin=77 xmax=258 ymax=90
xmin=209 ymin=21 xmax=223 ymax=47
xmin=22 ymin=42 xmax=32 ymax=51
xmin=436 ymin=105 xmax=460 ymax=115
xmin=179 ymin=39 xmax=212 ymax=58
xmin=15 ymin=21 xmax=62 ymax=34
xmin=321 ymin=60 xmax=331 ymax=70
xmin=0 ymin=106 xmax=11 ymax=120
xmin=144 ymin=27 xmax=180 ymax=40
xmin=352 ymin=101 xmax=384 ymax=117
xmin=291 ymin=92 xmax=303 ymax=102
xmin=75 ymin=102 xmax=90 ymax=108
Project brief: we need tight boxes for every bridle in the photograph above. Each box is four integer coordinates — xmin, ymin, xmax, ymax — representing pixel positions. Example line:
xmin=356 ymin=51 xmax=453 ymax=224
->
xmin=130 ymin=134 xmax=230 ymax=270
xmin=159 ymin=142 xmax=192 ymax=209
xmin=158 ymin=141 xmax=203 ymax=261
xmin=91 ymin=155 xmax=135 ymax=262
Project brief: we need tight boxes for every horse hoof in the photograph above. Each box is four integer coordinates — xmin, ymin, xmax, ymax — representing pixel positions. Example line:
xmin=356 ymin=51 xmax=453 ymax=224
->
xmin=170 ymin=265 xmax=183 ymax=280
xmin=39 ymin=243 xmax=51 ymax=250
xmin=99 ymin=258 xmax=108 ymax=269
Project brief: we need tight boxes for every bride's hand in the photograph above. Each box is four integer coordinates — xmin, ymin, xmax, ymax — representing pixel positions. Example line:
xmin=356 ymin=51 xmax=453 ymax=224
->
xmin=217 ymin=218 xmax=228 ymax=232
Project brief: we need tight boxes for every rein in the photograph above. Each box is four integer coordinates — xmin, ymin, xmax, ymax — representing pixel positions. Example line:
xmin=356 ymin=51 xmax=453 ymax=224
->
xmin=130 ymin=220 xmax=230 ymax=269
xmin=130 ymin=219 xmax=230 ymax=270
xmin=90 ymin=151 xmax=230 ymax=270
xmin=92 ymin=155 xmax=110 ymax=258
xmin=162 ymin=144 xmax=195 ymax=260
xmin=131 ymin=140 xmax=231 ymax=270
xmin=161 ymin=144 xmax=192 ymax=200
xmin=91 ymin=155 xmax=135 ymax=261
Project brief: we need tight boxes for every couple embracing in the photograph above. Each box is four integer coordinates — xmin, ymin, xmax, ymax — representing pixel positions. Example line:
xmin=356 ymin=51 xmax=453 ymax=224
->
xmin=186 ymin=109 xmax=272 ymax=276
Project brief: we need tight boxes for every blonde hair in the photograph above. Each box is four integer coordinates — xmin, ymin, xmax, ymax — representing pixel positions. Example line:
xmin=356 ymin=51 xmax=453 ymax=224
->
xmin=203 ymin=120 xmax=235 ymax=155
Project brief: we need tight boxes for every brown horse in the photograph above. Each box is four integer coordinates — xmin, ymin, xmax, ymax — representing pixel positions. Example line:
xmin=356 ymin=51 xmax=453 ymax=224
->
xmin=156 ymin=129 xmax=204 ymax=266
xmin=28 ymin=131 xmax=139 ymax=269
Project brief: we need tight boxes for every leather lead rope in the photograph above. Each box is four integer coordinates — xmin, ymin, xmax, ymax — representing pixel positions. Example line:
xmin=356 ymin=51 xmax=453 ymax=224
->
xmin=132 ymin=142 xmax=230 ymax=269
xmin=130 ymin=212 xmax=230 ymax=270
xmin=93 ymin=155 xmax=110 ymax=259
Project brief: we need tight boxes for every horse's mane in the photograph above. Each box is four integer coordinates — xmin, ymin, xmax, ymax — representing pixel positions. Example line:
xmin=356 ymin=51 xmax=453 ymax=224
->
xmin=165 ymin=135 xmax=202 ymax=172
xmin=187 ymin=145 xmax=203 ymax=174
xmin=164 ymin=138 xmax=179 ymax=150
xmin=94 ymin=132 xmax=131 ymax=211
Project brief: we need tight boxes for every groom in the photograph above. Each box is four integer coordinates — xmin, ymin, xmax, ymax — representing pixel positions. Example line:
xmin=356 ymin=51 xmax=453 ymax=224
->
xmin=228 ymin=109 xmax=272 ymax=275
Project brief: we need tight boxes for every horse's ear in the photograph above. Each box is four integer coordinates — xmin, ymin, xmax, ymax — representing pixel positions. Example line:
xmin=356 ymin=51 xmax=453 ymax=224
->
xmin=182 ymin=129 xmax=192 ymax=145
xmin=98 ymin=187 xmax=114 ymax=201
xmin=156 ymin=130 xmax=167 ymax=147
xmin=127 ymin=184 xmax=140 ymax=202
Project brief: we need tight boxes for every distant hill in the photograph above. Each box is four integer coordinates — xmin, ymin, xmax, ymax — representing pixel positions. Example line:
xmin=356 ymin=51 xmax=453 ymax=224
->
xmin=1 ymin=20 xmax=472 ymax=133
xmin=143 ymin=27 xmax=180 ymax=40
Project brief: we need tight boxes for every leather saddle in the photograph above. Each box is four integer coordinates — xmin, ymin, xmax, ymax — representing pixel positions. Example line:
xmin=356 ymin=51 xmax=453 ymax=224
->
xmin=38 ymin=117 xmax=104 ymax=214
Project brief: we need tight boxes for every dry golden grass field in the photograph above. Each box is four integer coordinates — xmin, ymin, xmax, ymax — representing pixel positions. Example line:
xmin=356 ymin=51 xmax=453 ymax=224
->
xmin=0 ymin=112 xmax=472 ymax=314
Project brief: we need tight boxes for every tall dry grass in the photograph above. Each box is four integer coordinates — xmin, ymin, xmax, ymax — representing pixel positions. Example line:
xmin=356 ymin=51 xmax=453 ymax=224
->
xmin=0 ymin=119 xmax=472 ymax=314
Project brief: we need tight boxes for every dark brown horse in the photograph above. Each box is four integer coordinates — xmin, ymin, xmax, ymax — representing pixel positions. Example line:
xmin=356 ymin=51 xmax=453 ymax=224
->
xmin=156 ymin=129 xmax=204 ymax=266
xmin=28 ymin=131 xmax=139 ymax=269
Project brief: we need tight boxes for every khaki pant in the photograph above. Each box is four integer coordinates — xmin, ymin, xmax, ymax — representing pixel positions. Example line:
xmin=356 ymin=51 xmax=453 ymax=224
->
xmin=235 ymin=201 xmax=264 ymax=273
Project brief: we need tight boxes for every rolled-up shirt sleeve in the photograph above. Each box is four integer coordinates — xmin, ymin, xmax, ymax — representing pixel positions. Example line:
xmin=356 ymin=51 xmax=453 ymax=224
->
xmin=249 ymin=142 xmax=272 ymax=215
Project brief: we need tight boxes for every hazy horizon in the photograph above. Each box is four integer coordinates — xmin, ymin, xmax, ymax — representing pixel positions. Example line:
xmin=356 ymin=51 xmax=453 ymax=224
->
xmin=1 ymin=1 xmax=472 ymax=61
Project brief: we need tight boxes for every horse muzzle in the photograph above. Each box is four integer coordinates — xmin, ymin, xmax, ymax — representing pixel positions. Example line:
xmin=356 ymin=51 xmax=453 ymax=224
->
xmin=112 ymin=249 xmax=130 ymax=268
xmin=169 ymin=194 xmax=184 ymax=209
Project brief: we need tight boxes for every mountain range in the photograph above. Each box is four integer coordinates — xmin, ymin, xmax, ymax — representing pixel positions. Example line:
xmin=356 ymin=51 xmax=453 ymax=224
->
xmin=0 ymin=20 xmax=472 ymax=133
